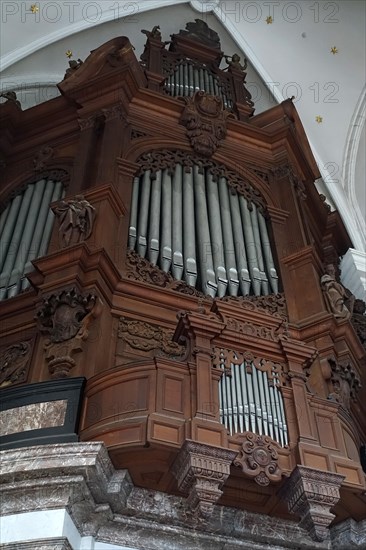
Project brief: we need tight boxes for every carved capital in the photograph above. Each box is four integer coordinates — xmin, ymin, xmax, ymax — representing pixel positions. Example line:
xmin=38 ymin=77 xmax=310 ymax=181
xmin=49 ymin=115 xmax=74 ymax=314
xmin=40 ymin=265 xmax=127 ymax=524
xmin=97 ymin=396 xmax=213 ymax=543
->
xmin=180 ymin=91 xmax=232 ymax=157
xmin=233 ymin=432 xmax=283 ymax=486
xmin=172 ymin=440 xmax=237 ymax=519
xmin=280 ymin=466 xmax=344 ymax=542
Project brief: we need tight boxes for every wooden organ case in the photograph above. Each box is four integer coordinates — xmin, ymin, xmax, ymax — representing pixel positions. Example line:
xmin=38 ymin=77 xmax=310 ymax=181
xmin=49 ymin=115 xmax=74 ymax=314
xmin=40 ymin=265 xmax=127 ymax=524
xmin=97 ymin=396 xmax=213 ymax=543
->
xmin=0 ymin=20 xmax=365 ymax=543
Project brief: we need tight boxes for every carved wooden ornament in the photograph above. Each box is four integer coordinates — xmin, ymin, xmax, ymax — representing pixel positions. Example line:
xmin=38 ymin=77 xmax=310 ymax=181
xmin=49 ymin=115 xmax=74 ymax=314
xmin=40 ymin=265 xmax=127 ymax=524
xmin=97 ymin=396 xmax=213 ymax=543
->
xmin=180 ymin=91 xmax=232 ymax=157
xmin=36 ymin=287 xmax=101 ymax=378
xmin=234 ymin=432 xmax=283 ymax=486
xmin=53 ymin=195 xmax=95 ymax=248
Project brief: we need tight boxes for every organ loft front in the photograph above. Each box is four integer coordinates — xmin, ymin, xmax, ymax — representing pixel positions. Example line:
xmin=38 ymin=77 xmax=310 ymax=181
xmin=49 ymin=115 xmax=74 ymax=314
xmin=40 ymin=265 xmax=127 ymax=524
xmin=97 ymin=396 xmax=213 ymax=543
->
xmin=0 ymin=19 xmax=365 ymax=550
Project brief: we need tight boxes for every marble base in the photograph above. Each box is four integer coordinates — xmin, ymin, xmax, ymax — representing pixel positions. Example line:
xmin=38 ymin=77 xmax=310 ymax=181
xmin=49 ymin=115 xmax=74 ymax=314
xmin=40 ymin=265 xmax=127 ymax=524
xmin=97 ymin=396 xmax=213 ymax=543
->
xmin=0 ymin=442 xmax=365 ymax=550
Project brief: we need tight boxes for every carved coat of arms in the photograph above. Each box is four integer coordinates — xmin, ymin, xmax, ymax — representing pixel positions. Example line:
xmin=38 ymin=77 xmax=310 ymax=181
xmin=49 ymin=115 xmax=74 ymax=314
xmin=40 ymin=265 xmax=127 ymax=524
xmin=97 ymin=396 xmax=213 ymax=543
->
xmin=180 ymin=91 xmax=232 ymax=157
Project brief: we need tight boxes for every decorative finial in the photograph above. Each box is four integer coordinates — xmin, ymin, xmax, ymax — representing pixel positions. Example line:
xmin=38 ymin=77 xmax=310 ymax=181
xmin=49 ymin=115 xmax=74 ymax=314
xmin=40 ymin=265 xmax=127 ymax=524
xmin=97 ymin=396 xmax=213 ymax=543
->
xmin=330 ymin=46 xmax=338 ymax=54
xmin=30 ymin=4 xmax=39 ymax=13
xmin=266 ymin=16 xmax=273 ymax=24
xmin=315 ymin=115 xmax=323 ymax=123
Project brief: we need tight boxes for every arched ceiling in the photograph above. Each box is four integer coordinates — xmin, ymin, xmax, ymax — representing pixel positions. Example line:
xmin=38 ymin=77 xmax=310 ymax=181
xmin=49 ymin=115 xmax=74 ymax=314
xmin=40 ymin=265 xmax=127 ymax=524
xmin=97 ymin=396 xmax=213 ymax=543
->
xmin=1 ymin=0 xmax=365 ymax=251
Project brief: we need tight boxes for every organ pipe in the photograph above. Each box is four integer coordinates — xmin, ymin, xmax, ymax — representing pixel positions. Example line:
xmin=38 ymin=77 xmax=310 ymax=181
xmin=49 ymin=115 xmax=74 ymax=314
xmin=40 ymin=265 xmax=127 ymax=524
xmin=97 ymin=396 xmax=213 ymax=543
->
xmin=165 ymin=62 xmax=232 ymax=109
xmin=218 ymin=358 xmax=288 ymax=447
xmin=128 ymin=163 xmax=279 ymax=298
xmin=0 ymin=179 xmax=64 ymax=300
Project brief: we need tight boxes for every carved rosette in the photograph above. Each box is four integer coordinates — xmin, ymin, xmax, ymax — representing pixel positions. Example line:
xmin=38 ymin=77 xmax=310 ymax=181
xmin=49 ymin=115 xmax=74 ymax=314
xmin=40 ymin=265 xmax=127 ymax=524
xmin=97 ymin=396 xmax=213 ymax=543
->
xmin=233 ymin=433 xmax=283 ymax=486
xmin=36 ymin=287 xmax=101 ymax=378
xmin=180 ymin=91 xmax=232 ymax=157
xmin=280 ymin=466 xmax=344 ymax=542
xmin=172 ymin=440 xmax=237 ymax=519
xmin=0 ymin=341 xmax=32 ymax=387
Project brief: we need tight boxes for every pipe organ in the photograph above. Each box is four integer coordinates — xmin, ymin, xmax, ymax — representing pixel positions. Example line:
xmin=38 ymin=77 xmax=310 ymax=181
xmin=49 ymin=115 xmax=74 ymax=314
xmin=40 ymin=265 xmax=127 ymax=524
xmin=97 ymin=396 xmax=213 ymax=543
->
xmin=1 ymin=19 xmax=365 ymax=547
xmin=128 ymin=160 xmax=279 ymax=297
xmin=216 ymin=352 xmax=288 ymax=447
xmin=0 ymin=178 xmax=64 ymax=300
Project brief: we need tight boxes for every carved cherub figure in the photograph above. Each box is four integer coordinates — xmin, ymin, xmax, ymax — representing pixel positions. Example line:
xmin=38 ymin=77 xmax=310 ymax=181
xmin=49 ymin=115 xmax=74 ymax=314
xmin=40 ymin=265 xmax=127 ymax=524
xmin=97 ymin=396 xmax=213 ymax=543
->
xmin=141 ymin=25 xmax=162 ymax=39
xmin=64 ymin=58 xmax=83 ymax=79
xmin=0 ymin=91 xmax=21 ymax=108
xmin=224 ymin=53 xmax=247 ymax=72
xmin=320 ymin=264 xmax=355 ymax=319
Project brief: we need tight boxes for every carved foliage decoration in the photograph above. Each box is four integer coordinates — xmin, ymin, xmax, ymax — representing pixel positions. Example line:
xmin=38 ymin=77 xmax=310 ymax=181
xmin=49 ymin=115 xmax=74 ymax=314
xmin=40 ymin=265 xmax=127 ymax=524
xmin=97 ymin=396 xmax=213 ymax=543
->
xmin=125 ymin=249 xmax=207 ymax=298
xmin=280 ymin=466 xmax=344 ymax=542
xmin=118 ymin=317 xmax=187 ymax=360
xmin=351 ymin=299 xmax=366 ymax=350
xmin=0 ymin=342 xmax=32 ymax=387
xmin=327 ymin=357 xmax=361 ymax=410
xmin=224 ymin=317 xmax=287 ymax=342
xmin=36 ymin=287 xmax=100 ymax=378
xmin=53 ymin=195 xmax=95 ymax=248
xmin=221 ymin=293 xmax=288 ymax=320
xmin=213 ymin=347 xmax=286 ymax=386
xmin=180 ymin=91 xmax=232 ymax=157
xmin=176 ymin=19 xmax=221 ymax=49
xmin=172 ymin=440 xmax=237 ymax=520
xmin=234 ymin=433 xmax=283 ymax=486
xmin=33 ymin=146 xmax=54 ymax=172
xmin=136 ymin=150 xmax=267 ymax=213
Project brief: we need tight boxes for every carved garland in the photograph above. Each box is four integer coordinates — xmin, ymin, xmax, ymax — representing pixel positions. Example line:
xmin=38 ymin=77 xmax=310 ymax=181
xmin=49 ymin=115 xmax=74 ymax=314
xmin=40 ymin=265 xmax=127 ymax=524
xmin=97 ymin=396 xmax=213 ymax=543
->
xmin=136 ymin=150 xmax=267 ymax=214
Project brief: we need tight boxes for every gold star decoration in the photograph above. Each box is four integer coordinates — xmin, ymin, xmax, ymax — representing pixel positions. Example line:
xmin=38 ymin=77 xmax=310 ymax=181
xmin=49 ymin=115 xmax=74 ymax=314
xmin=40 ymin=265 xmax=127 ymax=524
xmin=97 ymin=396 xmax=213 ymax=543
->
xmin=315 ymin=115 xmax=323 ymax=123
xmin=30 ymin=4 xmax=39 ymax=13
xmin=65 ymin=50 xmax=73 ymax=59
xmin=266 ymin=16 xmax=273 ymax=24
xmin=330 ymin=46 xmax=338 ymax=54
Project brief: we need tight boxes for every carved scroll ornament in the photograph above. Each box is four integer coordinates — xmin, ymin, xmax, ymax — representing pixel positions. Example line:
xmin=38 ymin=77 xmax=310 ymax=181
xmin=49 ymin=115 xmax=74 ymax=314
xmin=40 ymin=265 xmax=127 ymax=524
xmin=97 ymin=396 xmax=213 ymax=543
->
xmin=36 ymin=287 xmax=101 ymax=378
xmin=0 ymin=342 xmax=32 ymax=387
xmin=54 ymin=195 xmax=95 ymax=248
xmin=234 ymin=432 xmax=283 ymax=486
xmin=118 ymin=317 xmax=187 ymax=360
xmin=180 ymin=91 xmax=232 ymax=157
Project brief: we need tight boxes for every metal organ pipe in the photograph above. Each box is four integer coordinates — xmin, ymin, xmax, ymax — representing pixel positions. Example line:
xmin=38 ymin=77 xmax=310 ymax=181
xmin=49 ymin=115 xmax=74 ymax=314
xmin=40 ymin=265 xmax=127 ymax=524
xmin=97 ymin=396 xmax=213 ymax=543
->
xmin=148 ymin=170 xmax=162 ymax=265
xmin=161 ymin=169 xmax=172 ymax=272
xmin=128 ymin=164 xmax=279 ymax=298
xmin=0 ymin=179 xmax=64 ymax=300
xmin=218 ymin=359 xmax=288 ymax=447
xmin=172 ymin=164 xmax=183 ymax=279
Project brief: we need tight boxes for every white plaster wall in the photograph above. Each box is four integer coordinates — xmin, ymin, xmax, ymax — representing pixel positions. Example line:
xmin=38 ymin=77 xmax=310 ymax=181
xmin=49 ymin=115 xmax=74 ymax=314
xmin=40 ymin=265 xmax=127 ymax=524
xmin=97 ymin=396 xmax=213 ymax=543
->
xmin=0 ymin=509 xmax=139 ymax=550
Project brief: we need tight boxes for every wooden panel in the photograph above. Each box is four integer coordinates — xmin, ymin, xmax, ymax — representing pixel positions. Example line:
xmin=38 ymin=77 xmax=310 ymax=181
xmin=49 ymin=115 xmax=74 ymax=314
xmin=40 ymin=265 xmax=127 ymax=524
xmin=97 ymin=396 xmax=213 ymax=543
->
xmin=316 ymin=413 xmax=337 ymax=450
xmin=148 ymin=413 xmax=185 ymax=446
